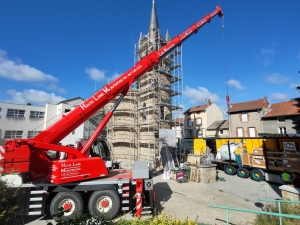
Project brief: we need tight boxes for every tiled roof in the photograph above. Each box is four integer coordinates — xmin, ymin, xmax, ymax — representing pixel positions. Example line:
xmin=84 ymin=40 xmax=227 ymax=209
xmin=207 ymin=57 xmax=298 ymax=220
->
xmin=173 ymin=117 xmax=184 ymax=123
xmin=183 ymin=104 xmax=207 ymax=114
xmin=207 ymin=120 xmax=228 ymax=130
xmin=263 ymin=101 xmax=300 ymax=117
xmin=228 ymin=97 xmax=268 ymax=113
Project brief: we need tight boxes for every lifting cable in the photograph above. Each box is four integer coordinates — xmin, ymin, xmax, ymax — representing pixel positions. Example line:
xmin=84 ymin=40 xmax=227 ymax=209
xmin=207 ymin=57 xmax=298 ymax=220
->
xmin=221 ymin=16 xmax=234 ymax=136
xmin=221 ymin=16 xmax=229 ymax=108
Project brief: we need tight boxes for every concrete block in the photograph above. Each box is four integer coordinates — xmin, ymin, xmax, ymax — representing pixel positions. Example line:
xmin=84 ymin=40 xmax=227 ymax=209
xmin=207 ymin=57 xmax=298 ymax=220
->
xmin=279 ymin=185 xmax=300 ymax=202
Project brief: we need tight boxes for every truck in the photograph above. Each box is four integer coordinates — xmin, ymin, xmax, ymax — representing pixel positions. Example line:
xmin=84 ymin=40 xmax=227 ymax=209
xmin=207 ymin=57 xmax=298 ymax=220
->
xmin=183 ymin=137 xmax=300 ymax=184
xmin=0 ymin=6 xmax=224 ymax=221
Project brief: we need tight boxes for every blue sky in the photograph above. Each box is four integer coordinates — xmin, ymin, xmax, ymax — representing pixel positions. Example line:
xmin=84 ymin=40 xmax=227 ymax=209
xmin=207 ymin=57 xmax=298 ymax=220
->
xmin=0 ymin=1 xmax=299 ymax=116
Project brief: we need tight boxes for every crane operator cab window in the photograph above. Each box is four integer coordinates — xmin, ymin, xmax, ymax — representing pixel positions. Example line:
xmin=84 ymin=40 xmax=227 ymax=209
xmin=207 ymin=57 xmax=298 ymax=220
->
xmin=89 ymin=140 xmax=113 ymax=169
xmin=89 ymin=141 xmax=109 ymax=159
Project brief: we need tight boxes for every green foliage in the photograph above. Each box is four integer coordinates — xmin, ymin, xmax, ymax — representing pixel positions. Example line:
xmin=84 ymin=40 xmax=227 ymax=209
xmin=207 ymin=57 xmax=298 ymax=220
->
xmin=254 ymin=202 xmax=300 ymax=225
xmin=48 ymin=209 xmax=201 ymax=225
xmin=0 ymin=175 xmax=21 ymax=225
xmin=48 ymin=207 xmax=115 ymax=225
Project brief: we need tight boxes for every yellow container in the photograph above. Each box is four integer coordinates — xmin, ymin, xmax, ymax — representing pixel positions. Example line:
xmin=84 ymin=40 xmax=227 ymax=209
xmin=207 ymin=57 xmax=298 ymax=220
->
xmin=193 ymin=138 xmax=206 ymax=155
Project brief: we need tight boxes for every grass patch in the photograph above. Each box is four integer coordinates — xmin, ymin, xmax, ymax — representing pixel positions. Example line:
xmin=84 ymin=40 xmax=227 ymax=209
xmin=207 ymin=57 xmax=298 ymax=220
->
xmin=254 ymin=202 xmax=300 ymax=225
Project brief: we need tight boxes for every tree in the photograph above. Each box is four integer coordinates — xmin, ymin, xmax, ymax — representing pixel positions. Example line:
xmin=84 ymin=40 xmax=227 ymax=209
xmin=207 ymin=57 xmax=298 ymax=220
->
xmin=0 ymin=176 xmax=21 ymax=225
xmin=292 ymin=85 xmax=300 ymax=130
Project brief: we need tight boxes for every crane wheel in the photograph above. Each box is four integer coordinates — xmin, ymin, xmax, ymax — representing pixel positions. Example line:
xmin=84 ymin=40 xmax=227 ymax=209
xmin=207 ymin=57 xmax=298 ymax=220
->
xmin=50 ymin=192 xmax=84 ymax=222
xmin=88 ymin=190 xmax=120 ymax=220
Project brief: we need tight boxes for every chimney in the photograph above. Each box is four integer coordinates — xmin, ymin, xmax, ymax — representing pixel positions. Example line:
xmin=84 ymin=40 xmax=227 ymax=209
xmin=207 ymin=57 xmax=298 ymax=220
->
xmin=207 ymin=99 xmax=211 ymax=106
xmin=262 ymin=96 xmax=268 ymax=108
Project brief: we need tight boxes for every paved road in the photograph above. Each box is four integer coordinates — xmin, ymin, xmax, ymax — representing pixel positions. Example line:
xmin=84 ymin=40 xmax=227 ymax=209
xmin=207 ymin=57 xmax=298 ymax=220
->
xmin=25 ymin=169 xmax=282 ymax=225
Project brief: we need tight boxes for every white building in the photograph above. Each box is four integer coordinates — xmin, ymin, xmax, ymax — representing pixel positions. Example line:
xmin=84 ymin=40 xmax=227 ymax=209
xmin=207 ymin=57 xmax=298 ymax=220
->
xmin=0 ymin=97 xmax=84 ymax=146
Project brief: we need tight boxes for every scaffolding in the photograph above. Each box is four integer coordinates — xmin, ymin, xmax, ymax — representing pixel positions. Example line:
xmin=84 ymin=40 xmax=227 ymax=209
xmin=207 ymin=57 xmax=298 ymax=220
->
xmin=106 ymin=91 xmax=138 ymax=169
xmin=83 ymin=107 xmax=107 ymax=140
xmin=133 ymin=30 xmax=183 ymax=169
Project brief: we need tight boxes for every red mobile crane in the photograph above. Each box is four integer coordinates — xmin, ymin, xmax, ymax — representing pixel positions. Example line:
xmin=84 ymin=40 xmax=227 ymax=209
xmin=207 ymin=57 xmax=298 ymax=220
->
xmin=0 ymin=6 xmax=223 ymax=220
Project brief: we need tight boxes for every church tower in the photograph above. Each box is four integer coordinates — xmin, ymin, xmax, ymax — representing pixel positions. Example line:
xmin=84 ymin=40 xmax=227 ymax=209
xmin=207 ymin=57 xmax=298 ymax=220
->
xmin=135 ymin=0 xmax=183 ymax=168
xmin=103 ymin=1 xmax=183 ymax=169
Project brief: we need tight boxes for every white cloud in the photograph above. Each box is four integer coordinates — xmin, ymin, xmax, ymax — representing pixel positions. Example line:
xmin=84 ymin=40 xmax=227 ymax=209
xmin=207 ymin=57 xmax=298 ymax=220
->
xmin=226 ymin=79 xmax=245 ymax=90
xmin=265 ymin=73 xmax=289 ymax=84
xmin=111 ymin=72 xmax=122 ymax=80
xmin=270 ymin=92 xmax=290 ymax=102
xmin=47 ymin=84 xmax=67 ymax=94
xmin=255 ymin=47 xmax=275 ymax=66
xmin=183 ymin=85 xmax=219 ymax=104
xmin=290 ymin=83 xmax=299 ymax=89
xmin=85 ymin=67 xmax=106 ymax=81
xmin=0 ymin=50 xmax=57 ymax=83
xmin=260 ymin=48 xmax=274 ymax=55
xmin=6 ymin=89 xmax=65 ymax=105
xmin=107 ymin=72 xmax=122 ymax=83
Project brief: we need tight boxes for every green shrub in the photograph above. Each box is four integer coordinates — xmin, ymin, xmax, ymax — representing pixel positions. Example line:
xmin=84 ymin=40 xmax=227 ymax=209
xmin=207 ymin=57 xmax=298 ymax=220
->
xmin=254 ymin=202 xmax=300 ymax=225
xmin=48 ymin=209 xmax=201 ymax=225
xmin=0 ymin=175 xmax=21 ymax=225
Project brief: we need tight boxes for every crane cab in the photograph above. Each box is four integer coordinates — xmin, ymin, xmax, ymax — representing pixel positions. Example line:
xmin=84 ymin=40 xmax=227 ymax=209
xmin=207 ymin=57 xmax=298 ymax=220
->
xmin=77 ymin=139 xmax=113 ymax=169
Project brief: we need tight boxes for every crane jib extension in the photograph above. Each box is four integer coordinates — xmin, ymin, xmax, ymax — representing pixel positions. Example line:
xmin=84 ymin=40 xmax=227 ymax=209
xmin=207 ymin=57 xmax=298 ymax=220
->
xmin=0 ymin=6 xmax=223 ymax=184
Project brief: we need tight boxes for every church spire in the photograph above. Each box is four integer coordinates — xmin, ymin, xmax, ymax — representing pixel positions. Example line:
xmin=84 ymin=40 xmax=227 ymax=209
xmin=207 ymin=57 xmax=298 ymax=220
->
xmin=165 ymin=29 xmax=170 ymax=42
xmin=148 ymin=0 xmax=159 ymax=35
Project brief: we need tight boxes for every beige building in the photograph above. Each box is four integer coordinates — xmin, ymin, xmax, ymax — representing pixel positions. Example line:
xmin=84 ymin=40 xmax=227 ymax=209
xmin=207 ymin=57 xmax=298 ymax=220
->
xmin=183 ymin=100 xmax=223 ymax=138
xmin=227 ymin=97 xmax=269 ymax=137
xmin=206 ymin=120 xmax=229 ymax=137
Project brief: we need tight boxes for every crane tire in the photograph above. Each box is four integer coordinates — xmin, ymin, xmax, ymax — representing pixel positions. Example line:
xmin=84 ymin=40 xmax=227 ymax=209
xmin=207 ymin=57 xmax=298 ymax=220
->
xmin=50 ymin=192 xmax=84 ymax=222
xmin=224 ymin=165 xmax=237 ymax=175
xmin=88 ymin=190 xmax=120 ymax=220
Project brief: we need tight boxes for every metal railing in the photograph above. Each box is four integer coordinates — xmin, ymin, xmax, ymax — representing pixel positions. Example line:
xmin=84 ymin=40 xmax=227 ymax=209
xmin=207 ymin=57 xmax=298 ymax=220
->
xmin=208 ymin=198 xmax=300 ymax=225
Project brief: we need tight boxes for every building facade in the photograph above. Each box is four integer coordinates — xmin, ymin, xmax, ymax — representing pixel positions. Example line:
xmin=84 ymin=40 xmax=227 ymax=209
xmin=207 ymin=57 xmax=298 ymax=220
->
xmin=227 ymin=97 xmax=269 ymax=137
xmin=262 ymin=100 xmax=300 ymax=135
xmin=0 ymin=97 xmax=85 ymax=146
xmin=0 ymin=102 xmax=45 ymax=144
xmin=183 ymin=100 xmax=223 ymax=138
xmin=206 ymin=120 xmax=229 ymax=137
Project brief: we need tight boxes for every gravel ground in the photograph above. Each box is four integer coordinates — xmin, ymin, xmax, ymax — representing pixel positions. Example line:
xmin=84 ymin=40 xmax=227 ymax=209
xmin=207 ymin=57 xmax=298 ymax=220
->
xmin=25 ymin=169 xmax=282 ymax=225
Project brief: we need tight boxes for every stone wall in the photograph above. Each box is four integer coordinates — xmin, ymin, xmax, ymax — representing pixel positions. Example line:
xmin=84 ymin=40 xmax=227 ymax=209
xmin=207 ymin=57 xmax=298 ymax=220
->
xmin=189 ymin=164 xmax=217 ymax=183
xmin=199 ymin=164 xmax=217 ymax=183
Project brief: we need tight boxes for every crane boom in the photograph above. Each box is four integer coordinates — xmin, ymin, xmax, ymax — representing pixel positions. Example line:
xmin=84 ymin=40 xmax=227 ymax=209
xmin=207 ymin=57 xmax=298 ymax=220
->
xmin=33 ymin=5 xmax=223 ymax=144
xmin=0 ymin=6 xmax=223 ymax=184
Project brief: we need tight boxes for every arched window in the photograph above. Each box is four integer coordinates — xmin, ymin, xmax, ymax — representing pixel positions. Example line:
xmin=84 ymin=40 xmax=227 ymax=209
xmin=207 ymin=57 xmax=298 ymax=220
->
xmin=187 ymin=130 xmax=193 ymax=138
xmin=187 ymin=118 xmax=193 ymax=127
xmin=197 ymin=130 xmax=202 ymax=137
xmin=196 ymin=117 xmax=202 ymax=126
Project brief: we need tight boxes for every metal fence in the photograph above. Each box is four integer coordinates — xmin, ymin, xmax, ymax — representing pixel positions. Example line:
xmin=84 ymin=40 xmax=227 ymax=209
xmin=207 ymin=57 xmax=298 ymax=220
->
xmin=208 ymin=198 xmax=300 ymax=225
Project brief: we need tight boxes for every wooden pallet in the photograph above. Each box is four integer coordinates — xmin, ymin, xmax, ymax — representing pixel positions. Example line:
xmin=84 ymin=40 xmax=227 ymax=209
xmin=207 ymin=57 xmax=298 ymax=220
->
xmin=190 ymin=167 xmax=200 ymax=182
